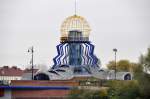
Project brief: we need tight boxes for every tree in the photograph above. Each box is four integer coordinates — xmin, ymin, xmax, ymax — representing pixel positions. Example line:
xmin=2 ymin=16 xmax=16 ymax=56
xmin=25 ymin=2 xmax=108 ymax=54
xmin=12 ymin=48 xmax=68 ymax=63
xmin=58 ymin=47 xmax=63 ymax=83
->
xmin=107 ymin=61 xmax=116 ymax=70
xmin=133 ymin=47 xmax=150 ymax=99
xmin=107 ymin=60 xmax=137 ymax=72
xmin=107 ymin=80 xmax=140 ymax=99
xmin=134 ymin=64 xmax=150 ymax=99
xmin=139 ymin=48 xmax=150 ymax=73
xmin=117 ymin=60 xmax=131 ymax=71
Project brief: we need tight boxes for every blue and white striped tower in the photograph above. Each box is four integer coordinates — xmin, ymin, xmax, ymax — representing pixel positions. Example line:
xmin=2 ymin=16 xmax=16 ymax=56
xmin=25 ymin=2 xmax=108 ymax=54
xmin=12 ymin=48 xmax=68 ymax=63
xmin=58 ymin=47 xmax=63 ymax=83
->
xmin=34 ymin=15 xmax=101 ymax=80
xmin=52 ymin=15 xmax=100 ymax=76
xmin=34 ymin=15 xmax=132 ymax=80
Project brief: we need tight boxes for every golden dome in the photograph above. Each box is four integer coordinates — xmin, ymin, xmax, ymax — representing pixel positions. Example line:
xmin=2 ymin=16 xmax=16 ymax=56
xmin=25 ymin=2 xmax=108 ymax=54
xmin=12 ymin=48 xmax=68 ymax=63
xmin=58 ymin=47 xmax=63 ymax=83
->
xmin=60 ymin=15 xmax=91 ymax=37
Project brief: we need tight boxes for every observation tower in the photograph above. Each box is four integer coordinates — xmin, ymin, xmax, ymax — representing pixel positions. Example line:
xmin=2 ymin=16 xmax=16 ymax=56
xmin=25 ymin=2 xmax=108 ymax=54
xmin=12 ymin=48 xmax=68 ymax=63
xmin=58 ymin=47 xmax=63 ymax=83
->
xmin=34 ymin=14 xmax=101 ymax=80
xmin=53 ymin=14 xmax=100 ymax=73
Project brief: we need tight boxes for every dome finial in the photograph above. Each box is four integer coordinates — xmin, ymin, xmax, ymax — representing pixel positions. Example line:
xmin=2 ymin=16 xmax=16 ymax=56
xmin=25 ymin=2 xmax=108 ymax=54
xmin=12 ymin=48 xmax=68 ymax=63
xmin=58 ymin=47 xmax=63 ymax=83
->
xmin=60 ymin=15 xmax=91 ymax=41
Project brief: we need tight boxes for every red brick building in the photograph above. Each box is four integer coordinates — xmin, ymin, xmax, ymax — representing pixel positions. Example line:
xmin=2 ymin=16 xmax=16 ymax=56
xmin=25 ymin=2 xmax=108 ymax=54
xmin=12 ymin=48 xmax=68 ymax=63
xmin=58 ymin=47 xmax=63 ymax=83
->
xmin=0 ymin=66 xmax=24 ymax=84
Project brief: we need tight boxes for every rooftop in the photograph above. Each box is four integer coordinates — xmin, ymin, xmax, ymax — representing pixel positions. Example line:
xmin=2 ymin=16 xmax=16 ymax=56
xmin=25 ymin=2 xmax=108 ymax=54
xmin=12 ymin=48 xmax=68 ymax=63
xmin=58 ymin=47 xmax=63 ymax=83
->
xmin=0 ymin=66 xmax=23 ymax=76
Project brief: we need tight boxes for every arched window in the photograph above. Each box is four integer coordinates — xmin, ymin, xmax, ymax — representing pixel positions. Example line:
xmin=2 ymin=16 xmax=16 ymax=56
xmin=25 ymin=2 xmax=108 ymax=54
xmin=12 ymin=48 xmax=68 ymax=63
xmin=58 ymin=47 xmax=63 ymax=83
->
xmin=34 ymin=73 xmax=50 ymax=80
xmin=124 ymin=73 xmax=132 ymax=80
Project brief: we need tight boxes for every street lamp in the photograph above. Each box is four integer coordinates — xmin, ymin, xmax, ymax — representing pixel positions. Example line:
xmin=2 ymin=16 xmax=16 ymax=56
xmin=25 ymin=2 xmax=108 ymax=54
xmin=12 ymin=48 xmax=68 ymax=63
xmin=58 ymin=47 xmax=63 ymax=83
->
xmin=113 ymin=48 xmax=117 ymax=80
xmin=28 ymin=46 xmax=34 ymax=80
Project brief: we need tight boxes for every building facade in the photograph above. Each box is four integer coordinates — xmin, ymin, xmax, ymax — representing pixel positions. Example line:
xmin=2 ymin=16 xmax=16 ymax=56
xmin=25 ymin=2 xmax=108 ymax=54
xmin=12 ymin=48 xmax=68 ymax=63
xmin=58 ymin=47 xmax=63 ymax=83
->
xmin=34 ymin=15 xmax=102 ymax=80
xmin=0 ymin=66 xmax=23 ymax=84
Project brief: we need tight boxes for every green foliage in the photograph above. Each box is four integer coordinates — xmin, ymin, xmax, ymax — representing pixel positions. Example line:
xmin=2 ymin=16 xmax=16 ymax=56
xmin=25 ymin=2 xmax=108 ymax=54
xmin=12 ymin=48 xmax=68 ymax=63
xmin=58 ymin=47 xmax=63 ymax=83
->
xmin=139 ymin=74 xmax=150 ymax=99
xmin=99 ymin=88 xmax=108 ymax=98
xmin=139 ymin=48 xmax=150 ymax=73
xmin=107 ymin=61 xmax=116 ymax=70
xmin=107 ymin=59 xmax=137 ymax=72
xmin=107 ymin=80 xmax=140 ymax=99
xmin=117 ymin=60 xmax=131 ymax=71
xmin=68 ymin=81 xmax=141 ymax=99
xmin=134 ymin=47 xmax=150 ymax=99
xmin=68 ymin=87 xmax=84 ymax=99
xmin=68 ymin=87 xmax=108 ymax=99
xmin=134 ymin=64 xmax=150 ymax=99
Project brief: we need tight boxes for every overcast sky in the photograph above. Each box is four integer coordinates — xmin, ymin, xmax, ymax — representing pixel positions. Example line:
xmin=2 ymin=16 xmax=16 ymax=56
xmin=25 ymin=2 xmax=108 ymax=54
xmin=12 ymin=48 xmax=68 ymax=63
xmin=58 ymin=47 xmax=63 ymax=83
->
xmin=0 ymin=0 xmax=150 ymax=69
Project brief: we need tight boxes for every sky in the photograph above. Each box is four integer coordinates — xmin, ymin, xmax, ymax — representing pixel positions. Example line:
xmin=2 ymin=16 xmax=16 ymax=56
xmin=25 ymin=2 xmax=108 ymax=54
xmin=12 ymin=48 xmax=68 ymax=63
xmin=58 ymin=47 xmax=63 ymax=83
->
xmin=0 ymin=0 xmax=150 ymax=69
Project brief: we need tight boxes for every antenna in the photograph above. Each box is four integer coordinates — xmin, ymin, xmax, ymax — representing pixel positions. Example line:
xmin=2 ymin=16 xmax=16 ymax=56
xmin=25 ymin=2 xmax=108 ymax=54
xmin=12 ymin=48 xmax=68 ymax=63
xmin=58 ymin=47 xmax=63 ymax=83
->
xmin=75 ymin=0 xmax=77 ymax=15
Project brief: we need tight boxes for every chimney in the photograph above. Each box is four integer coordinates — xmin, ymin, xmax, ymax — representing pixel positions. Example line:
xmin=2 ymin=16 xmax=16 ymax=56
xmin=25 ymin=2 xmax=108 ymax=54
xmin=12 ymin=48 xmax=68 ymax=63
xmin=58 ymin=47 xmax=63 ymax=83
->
xmin=3 ymin=66 xmax=9 ymax=69
xmin=12 ymin=66 xmax=17 ymax=69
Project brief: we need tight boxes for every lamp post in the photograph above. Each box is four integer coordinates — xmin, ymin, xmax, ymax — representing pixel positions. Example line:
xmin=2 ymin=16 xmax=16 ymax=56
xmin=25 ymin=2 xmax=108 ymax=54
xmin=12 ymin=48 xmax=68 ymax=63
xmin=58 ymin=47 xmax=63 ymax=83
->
xmin=28 ymin=46 xmax=34 ymax=80
xmin=113 ymin=48 xmax=117 ymax=80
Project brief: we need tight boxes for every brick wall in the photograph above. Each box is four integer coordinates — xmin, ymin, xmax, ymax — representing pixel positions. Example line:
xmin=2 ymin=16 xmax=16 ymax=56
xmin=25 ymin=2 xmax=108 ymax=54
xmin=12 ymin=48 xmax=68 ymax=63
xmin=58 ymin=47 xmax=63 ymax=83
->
xmin=12 ymin=90 xmax=70 ymax=99
xmin=11 ymin=80 xmax=79 ymax=99
xmin=11 ymin=80 xmax=78 ymax=86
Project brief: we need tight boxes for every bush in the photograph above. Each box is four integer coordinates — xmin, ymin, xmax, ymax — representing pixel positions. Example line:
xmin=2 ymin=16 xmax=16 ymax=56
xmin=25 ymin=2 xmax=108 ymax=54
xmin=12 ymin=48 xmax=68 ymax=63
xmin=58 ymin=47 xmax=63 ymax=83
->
xmin=68 ymin=87 xmax=108 ymax=99
xmin=107 ymin=80 xmax=140 ymax=99
xmin=68 ymin=80 xmax=141 ymax=99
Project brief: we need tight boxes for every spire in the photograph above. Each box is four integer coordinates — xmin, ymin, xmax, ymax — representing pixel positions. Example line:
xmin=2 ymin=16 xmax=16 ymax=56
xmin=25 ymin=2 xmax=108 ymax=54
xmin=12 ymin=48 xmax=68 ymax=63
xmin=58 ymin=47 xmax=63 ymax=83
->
xmin=74 ymin=0 xmax=77 ymax=15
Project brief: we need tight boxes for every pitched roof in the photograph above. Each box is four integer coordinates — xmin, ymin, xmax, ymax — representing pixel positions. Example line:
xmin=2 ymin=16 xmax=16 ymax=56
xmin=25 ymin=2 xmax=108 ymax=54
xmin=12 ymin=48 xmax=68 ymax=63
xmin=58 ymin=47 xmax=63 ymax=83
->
xmin=23 ymin=68 xmax=38 ymax=73
xmin=0 ymin=66 xmax=24 ymax=76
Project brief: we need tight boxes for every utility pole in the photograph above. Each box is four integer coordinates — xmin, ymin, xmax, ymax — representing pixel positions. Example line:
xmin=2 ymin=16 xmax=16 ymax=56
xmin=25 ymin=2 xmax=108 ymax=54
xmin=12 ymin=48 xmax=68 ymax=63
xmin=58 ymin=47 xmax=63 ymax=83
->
xmin=113 ymin=48 xmax=117 ymax=80
xmin=28 ymin=46 xmax=34 ymax=80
